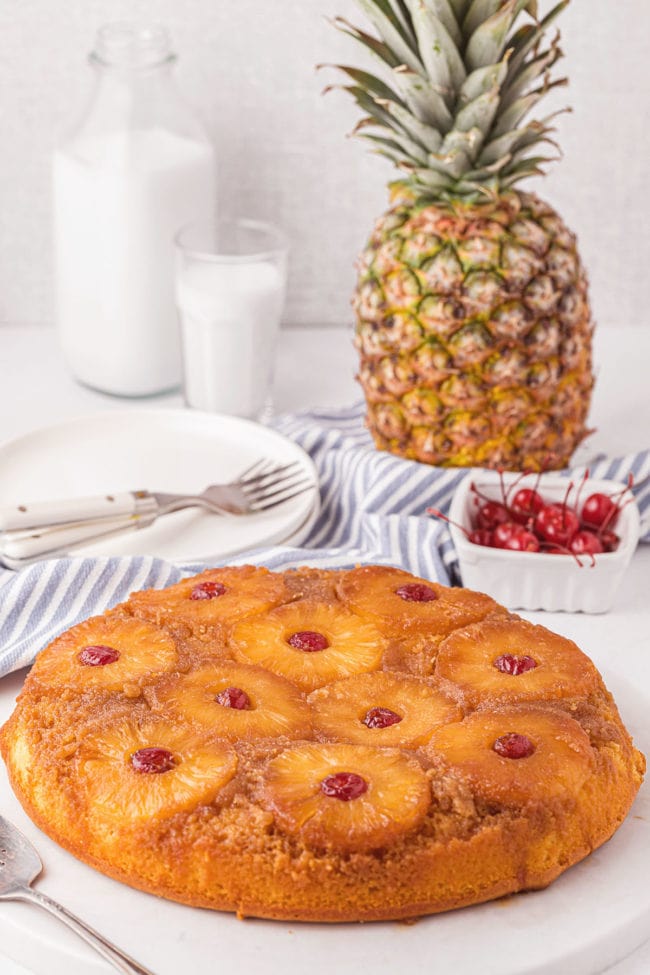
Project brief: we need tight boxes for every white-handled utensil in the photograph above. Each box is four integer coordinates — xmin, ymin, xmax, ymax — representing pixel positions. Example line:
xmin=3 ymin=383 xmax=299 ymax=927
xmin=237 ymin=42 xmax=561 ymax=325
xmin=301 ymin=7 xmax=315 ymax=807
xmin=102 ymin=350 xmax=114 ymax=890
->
xmin=0 ymin=459 xmax=315 ymax=568
xmin=0 ymin=514 xmax=155 ymax=566
xmin=0 ymin=491 xmax=157 ymax=533
xmin=0 ymin=458 xmax=311 ymax=532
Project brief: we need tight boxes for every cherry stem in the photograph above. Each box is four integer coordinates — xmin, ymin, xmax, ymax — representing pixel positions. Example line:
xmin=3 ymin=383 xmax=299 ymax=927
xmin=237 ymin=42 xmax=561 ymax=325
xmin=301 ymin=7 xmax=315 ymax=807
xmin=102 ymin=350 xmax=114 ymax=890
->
xmin=503 ymin=469 xmax=528 ymax=506
xmin=447 ymin=472 xmax=631 ymax=561
xmin=498 ymin=468 xmax=507 ymax=508
xmin=426 ymin=507 xmax=471 ymax=540
xmin=471 ymin=469 xmax=544 ymax=521
xmin=599 ymin=474 xmax=635 ymax=534
xmin=469 ymin=481 xmax=496 ymax=506
xmin=560 ymin=480 xmax=574 ymax=529
xmin=539 ymin=540 xmax=588 ymax=567
xmin=573 ymin=468 xmax=590 ymax=524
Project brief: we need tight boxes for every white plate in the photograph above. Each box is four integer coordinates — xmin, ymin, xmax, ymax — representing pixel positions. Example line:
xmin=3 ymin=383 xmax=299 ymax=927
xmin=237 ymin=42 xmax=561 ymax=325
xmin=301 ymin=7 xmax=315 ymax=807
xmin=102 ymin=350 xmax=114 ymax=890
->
xmin=0 ymin=662 xmax=648 ymax=975
xmin=0 ymin=410 xmax=319 ymax=563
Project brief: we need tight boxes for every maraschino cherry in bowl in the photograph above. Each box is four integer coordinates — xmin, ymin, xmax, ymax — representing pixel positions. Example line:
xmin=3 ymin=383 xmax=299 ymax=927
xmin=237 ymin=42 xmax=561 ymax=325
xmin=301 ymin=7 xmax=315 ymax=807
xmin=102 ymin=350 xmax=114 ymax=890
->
xmin=444 ymin=472 xmax=640 ymax=614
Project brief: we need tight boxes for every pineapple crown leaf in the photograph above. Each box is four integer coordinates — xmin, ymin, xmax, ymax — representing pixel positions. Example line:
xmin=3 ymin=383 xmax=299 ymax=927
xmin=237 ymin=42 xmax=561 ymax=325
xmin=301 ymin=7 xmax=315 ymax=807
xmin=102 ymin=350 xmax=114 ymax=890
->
xmin=464 ymin=151 xmax=513 ymax=178
xmin=440 ymin=125 xmax=484 ymax=164
xmin=410 ymin=166 xmax=456 ymax=192
xmin=453 ymin=85 xmax=501 ymax=138
xmin=479 ymin=118 xmax=545 ymax=164
xmin=375 ymin=96 xmax=446 ymax=151
xmin=426 ymin=0 xmax=464 ymax=47
xmin=458 ymin=55 xmax=511 ymax=106
xmin=319 ymin=64 xmax=407 ymax=104
xmin=506 ymin=2 xmax=569 ymax=81
xmin=353 ymin=0 xmax=424 ymax=72
xmin=372 ymin=122 xmax=438 ymax=161
xmin=499 ymin=37 xmax=564 ymax=111
xmin=447 ymin=0 xmax=471 ymax=20
xmin=427 ymin=146 xmax=474 ymax=179
xmin=331 ymin=17 xmax=401 ymax=69
xmin=328 ymin=0 xmax=573 ymax=200
xmin=462 ymin=0 xmax=537 ymax=39
xmin=405 ymin=1 xmax=467 ymax=96
xmin=464 ymin=0 xmax=534 ymax=72
xmin=392 ymin=65 xmax=454 ymax=129
xmin=359 ymin=131 xmax=430 ymax=165
xmin=489 ymin=87 xmax=545 ymax=138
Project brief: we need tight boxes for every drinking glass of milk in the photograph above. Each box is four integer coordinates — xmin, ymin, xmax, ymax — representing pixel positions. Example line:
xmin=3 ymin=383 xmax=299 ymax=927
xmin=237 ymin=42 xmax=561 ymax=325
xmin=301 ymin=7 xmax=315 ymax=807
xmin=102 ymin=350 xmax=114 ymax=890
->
xmin=53 ymin=24 xmax=216 ymax=397
xmin=174 ymin=219 xmax=288 ymax=420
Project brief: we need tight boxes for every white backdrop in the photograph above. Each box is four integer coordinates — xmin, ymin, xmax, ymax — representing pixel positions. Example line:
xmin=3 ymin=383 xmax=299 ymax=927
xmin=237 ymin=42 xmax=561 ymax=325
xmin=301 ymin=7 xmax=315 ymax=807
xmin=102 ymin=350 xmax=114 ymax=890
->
xmin=0 ymin=0 xmax=648 ymax=329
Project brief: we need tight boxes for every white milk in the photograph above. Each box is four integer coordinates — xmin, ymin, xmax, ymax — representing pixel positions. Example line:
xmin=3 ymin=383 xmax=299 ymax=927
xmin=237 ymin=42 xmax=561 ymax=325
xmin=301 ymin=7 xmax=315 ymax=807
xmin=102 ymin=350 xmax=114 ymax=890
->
xmin=53 ymin=129 xmax=215 ymax=397
xmin=176 ymin=261 xmax=285 ymax=418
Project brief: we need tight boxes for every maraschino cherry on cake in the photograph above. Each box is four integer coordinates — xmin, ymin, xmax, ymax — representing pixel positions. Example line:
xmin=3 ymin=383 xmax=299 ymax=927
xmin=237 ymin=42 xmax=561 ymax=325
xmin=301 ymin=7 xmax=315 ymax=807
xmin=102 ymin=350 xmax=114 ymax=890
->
xmin=0 ymin=564 xmax=644 ymax=922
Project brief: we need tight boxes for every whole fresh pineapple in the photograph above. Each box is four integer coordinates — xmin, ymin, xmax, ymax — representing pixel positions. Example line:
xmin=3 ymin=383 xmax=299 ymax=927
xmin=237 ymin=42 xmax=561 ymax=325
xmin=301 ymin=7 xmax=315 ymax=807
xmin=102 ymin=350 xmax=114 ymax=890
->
xmin=331 ymin=0 xmax=594 ymax=470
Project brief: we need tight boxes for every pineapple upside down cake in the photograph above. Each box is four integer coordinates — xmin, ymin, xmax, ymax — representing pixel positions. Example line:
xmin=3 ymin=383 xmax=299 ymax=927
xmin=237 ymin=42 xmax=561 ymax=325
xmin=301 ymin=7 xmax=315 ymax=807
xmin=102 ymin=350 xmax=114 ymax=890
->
xmin=1 ymin=565 xmax=644 ymax=922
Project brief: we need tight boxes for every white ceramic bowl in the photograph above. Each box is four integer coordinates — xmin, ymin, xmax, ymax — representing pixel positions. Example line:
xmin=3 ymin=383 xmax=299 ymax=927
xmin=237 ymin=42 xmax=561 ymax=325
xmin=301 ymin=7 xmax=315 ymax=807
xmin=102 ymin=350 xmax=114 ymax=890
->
xmin=447 ymin=471 xmax=640 ymax=614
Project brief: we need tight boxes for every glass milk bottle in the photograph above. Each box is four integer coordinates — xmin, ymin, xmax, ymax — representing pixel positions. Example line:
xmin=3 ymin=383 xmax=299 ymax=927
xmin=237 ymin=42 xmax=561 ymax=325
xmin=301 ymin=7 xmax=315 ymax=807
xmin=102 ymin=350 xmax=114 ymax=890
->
xmin=53 ymin=24 xmax=216 ymax=396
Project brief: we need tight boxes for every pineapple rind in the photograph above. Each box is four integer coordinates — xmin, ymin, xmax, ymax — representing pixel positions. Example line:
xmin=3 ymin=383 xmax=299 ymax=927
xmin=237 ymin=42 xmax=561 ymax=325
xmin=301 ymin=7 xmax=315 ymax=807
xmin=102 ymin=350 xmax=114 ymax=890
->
xmin=332 ymin=0 xmax=594 ymax=469
xmin=355 ymin=192 xmax=593 ymax=470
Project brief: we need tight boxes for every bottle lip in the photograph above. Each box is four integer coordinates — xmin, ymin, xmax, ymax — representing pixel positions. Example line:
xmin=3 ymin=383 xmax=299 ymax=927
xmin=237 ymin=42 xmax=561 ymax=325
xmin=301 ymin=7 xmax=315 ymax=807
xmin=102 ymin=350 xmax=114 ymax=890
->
xmin=90 ymin=23 xmax=176 ymax=70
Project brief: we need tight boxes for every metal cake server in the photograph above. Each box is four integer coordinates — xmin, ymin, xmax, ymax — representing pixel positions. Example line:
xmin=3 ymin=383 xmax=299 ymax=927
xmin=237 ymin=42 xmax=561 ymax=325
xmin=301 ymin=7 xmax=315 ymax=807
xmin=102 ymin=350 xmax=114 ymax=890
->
xmin=0 ymin=815 xmax=156 ymax=975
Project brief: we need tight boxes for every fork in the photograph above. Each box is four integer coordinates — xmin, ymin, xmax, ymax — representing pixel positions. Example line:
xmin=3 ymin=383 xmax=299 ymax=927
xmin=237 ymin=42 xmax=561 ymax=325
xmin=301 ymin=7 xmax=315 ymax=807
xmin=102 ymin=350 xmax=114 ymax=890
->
xmin=0 ymin=815 xmax=156 ymax=974
xmin=0 ymin=459 xmax=314 ymax=566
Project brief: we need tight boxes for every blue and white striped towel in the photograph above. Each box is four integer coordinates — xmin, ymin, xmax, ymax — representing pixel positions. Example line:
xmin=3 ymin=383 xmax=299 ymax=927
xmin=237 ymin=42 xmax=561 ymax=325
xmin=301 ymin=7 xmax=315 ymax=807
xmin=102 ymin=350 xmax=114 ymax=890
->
xmin=1 ymin=402 xmax=649 ymax=678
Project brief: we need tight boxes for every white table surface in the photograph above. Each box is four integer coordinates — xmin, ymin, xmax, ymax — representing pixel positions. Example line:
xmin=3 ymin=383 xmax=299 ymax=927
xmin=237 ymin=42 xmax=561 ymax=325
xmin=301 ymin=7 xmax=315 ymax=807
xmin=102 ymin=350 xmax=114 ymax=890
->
xmin=0 ymin=323 xmax=649 ymax=975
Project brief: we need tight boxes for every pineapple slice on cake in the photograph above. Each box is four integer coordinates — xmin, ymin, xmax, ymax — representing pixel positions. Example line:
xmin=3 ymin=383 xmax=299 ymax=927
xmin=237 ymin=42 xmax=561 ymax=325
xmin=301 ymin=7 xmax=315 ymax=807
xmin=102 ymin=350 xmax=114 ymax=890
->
xmin=30 ymin=615 xmax=178 ymax=692
xmin=149 ymin=663 xmax=312 ymax=741
xmin=428 ymin=706 xmax=593 ymax=806
xmin=434 ymin=617 xmax=600 ymax=708
xmin=127 ymin=566 xmax=289 ymax=633
xmin=77 ymin=717 xmax=237 ymax=823
xmin=261 ymin=743 xmax=430 ymax=851
xmin=309 ymin=672 xmax=461 ymax=747
xmin=229 ymin=602 xmax=386 ymax=692
xmin=337 ymin=565 xmax=499 ymax=637
xmin=330 ymin=0 xmax=594 ymax=470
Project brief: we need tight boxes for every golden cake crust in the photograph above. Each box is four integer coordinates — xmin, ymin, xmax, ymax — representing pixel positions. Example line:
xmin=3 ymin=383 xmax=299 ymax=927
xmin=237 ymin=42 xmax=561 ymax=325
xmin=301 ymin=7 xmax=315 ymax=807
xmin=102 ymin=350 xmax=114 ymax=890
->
xmin=0 ymin=564 xmax=644 ymax=922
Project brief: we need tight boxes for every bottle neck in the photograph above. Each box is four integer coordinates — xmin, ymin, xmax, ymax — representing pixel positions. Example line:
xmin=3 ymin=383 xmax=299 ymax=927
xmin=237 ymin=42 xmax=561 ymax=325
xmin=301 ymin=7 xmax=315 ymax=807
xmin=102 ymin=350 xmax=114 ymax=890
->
xmin=90 ymin=23 xmax=176 ymax=75
xmin=84 ymin=22 xmax=179 ymax=135
xmin=59 ymin=22 xmax=211 ymax=151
